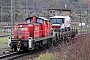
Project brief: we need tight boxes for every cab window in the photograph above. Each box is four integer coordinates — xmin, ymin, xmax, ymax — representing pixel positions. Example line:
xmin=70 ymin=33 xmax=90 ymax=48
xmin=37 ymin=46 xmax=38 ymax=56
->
xmin=37 ymin=18 xmax=43 ymax=23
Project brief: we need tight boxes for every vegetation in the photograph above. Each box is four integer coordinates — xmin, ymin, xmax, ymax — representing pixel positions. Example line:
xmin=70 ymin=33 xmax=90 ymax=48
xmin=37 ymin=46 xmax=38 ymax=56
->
xmin=0 ymin=37 xmax=8 ymax=44
xmin=34 ymin=52 xmax=57 ymax=60
xmin=57 ymin=33 xmax=90 ymax=60
xmin=0 ymin=37 xmax=8 ymax=53
xmin=1 ymin=0 xmax=90 ymax=21
xmin=33 ymin=33 xmax=90 ymax=60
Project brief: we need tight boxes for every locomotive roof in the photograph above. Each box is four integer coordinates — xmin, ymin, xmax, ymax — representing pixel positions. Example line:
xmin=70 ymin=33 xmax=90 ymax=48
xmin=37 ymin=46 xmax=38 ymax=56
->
xmin=39 ymin=17 xmax=48 ymax=21
xmin=25 ymin=16 xmax=49 ymax=21
xmin=50 ymin=16 xmax=66 ymax=18
xmin=25 ymin=17 xmax=33 ymax=20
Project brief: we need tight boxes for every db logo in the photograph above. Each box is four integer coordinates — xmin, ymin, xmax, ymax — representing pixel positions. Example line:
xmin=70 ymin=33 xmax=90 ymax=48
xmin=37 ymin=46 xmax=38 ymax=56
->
xmin=35 ymin=27 xmax=39 ymax=30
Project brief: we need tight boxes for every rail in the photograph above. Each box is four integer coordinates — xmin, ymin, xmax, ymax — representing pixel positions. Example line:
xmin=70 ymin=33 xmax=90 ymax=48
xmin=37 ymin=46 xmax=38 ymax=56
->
xmin=0 ymin=34 xmax=14 ymax=37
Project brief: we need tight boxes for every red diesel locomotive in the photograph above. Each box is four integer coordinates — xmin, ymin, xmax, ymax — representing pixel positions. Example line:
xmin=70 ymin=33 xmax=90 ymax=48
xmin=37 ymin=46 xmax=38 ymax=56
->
xmin=8 ymin=16 xmax=55 ymax=51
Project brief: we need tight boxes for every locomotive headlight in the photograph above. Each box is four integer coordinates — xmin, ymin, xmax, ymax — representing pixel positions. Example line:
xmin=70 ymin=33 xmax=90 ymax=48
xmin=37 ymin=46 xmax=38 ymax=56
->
xmin=24 ymin=43 xmax=28 ymax=47
xmin=8 ymin=37 xmax=11 ymax=47
xmin=20 ymin=25 xmax=23 ymax=27
xmin=9 ymin=43 xmax=13 ymax=47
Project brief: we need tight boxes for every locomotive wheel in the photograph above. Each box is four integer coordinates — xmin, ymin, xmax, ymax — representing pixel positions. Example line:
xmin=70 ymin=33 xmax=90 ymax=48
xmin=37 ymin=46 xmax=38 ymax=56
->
xmin=47 ymin=40 xmax=51 ymax=48
xmin=35 ymin=42 xmax=39 ymax=49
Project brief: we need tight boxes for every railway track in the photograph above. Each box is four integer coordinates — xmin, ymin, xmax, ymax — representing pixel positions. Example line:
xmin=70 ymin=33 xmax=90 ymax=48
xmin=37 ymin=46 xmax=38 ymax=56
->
xmin=0 ymin=46 xmax=48 ymax=60
xmin=0 ymin=52 xmax=18 ymax=60
xmin=0 ymin=51 xmax=36 ymax=60
xmin=0 ymin=32 xmax=89 ymax=60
